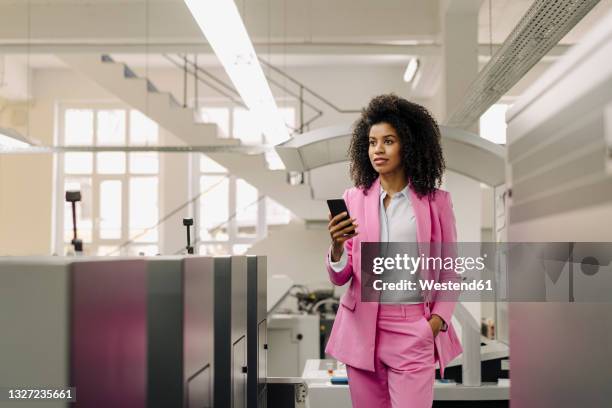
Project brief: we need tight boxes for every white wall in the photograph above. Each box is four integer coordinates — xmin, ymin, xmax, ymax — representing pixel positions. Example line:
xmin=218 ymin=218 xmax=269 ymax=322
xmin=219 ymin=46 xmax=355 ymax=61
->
xmin=249 ymin=221 xmax=336 ymax=290
xmin=0 ymin=68 xmax=116 ymax=255
xmin=442 ymin=171 xmax=482 ymax=242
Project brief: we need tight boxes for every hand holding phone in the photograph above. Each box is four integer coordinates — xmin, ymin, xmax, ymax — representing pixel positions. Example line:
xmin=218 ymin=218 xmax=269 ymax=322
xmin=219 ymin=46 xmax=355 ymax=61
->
xmin=327 ymin=199 xmax=358 ymax=261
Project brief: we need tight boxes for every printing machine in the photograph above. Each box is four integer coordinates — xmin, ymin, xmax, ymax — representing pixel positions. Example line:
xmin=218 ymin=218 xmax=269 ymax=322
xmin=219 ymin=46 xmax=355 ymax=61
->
xmin=0 ymin=257 xmax=73 ymax=408
xmin=147 ymin=254 xmax=269 ymax=408
xmin=147 ymin=254 xmax=267 ymax=408
xmin=0 ymin=257 xmax=149 ymax=408
xmin=210 ymin=255 xmax=270 ymax=408
xmin=247 ymin=256 xmax=268 ymax=408
xmin=148 ymin=255 xmax=271 ymax=408
xmin=212 ymin=256 xmax=248 ymax=408
xmin=0 ymin=255 xmax=270 ymax=408
xmin=146 ymin=256 xmax=215 ymax=408
xmin=504 ymin=8 xmax=612 ymax=406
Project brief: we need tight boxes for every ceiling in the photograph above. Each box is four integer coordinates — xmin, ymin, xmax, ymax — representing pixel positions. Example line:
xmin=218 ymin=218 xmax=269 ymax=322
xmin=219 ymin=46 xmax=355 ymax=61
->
xmin=0 ymin=0 xmax=609 ymax=46
xmin=1 ymin=0 xmax=611 ymax=103
xmin=0 ymin=0 xmax=609 ymax=65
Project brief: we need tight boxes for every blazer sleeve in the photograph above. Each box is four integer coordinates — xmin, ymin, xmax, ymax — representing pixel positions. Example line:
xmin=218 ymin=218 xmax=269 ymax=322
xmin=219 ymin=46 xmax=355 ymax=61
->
xmin=431 ymin=191 xmax=461 ymax=331
xmin=324 ymin=189 xmax=354 ymax=286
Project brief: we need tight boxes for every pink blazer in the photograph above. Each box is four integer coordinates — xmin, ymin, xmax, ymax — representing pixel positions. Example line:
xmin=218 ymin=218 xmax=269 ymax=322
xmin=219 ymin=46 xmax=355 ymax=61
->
xmin=324 ymin=177 xmax=463 ymax=378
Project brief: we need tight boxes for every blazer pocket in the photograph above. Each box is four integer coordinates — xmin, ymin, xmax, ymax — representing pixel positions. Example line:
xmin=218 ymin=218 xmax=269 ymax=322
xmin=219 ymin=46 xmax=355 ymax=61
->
xmin=340 ymin=293 xmax=356 ymax=311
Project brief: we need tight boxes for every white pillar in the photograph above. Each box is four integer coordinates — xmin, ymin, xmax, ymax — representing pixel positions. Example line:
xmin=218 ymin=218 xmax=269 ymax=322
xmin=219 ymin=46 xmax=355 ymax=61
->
xmin=438 ymin=0 xmax=481 ymax=123
xmin=437 ymin=4 xmax=484 ymax=383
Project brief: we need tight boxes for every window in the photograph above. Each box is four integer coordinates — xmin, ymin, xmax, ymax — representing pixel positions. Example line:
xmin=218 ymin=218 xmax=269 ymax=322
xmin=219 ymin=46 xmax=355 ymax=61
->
xmin=195 ymin=105 xmax=292 ymax=255
xmin=55 ymin=102 xmax=292 ymax=257
xmin=202 ymin=104 xmax=295 ymax=170
xmin=56 ymin=106 xmax=160 ymax=256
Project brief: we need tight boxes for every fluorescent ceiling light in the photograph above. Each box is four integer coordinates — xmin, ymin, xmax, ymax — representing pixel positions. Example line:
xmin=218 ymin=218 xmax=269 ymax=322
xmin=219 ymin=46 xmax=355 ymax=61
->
xmin=403 ymin=58 xmax=419 ymax=82
xmin=184 ymin=0 xmax=290 ymax=145
xmin=0 ymin=128 xmax=32 ymax=148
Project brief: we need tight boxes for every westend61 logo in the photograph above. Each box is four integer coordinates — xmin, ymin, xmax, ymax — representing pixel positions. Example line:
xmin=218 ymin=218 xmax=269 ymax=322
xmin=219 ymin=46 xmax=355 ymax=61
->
xmin=360 ymin=242 xmax=612 ymax=303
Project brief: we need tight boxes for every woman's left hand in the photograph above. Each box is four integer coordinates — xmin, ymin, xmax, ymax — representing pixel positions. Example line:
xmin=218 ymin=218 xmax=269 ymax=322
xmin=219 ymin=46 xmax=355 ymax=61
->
xmin=428 ymin=315 xmax=444 ymax=338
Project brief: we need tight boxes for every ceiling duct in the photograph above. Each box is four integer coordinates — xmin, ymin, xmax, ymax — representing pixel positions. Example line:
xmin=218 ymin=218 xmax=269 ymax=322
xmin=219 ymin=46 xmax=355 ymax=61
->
xmin=446 ymin=0 xmax=601 ymax=129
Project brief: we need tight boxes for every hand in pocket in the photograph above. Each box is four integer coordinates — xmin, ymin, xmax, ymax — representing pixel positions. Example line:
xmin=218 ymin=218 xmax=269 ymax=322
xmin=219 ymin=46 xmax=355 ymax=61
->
xmin=427 ymin=315 xmax=444 ymax=338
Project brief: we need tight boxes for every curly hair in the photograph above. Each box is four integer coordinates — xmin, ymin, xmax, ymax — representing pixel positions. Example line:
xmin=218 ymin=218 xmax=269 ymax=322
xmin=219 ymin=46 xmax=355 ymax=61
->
xmin=349 ymin=94 xmax=445 ymax=200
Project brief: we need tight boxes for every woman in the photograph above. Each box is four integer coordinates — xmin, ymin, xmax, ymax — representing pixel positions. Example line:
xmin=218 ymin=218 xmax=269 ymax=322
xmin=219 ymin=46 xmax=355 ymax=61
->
xmin=325 ymin=94 xmax=463 ymax=408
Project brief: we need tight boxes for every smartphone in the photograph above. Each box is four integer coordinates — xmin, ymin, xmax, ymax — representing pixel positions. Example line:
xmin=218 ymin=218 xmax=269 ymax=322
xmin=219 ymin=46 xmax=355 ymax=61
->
xmin=327 ymin=199 xmax=355 ymax=234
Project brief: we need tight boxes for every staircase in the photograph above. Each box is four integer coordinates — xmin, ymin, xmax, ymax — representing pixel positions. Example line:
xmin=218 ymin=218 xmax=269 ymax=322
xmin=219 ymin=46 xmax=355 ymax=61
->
xmin=59 ymin=54 xmax=327 ymax=221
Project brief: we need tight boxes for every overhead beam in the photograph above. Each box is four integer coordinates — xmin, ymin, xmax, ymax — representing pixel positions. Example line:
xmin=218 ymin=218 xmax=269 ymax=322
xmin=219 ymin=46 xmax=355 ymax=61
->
xmin=0 ymin=1 xmax=438 ymax=47
xmin=0 ymin=41 xmax=571 ymax=61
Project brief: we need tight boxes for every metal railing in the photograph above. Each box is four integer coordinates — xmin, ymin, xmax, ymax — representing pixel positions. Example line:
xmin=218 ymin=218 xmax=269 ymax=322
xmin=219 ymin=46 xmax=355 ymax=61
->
xmin=172 ymin=195 xmax=266 ymax=255
xmin=95 ymin=177 xmax=267 ymax=257
xmin=102 ymin=176 xmax=227 ymax=256
xmin=164 ymin=54 xmax=246 ymax=110
xmin=164 ymin=53 xmax=360 ymax=134
xmin=257 ymin=57 xmax=361 ymax=132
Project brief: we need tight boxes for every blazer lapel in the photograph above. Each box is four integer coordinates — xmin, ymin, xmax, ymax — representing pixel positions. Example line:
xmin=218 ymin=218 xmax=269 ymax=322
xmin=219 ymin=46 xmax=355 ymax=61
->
xmin=363 ymin=178 xmax=381 ymax=242
xmin=410 ymin=184 xmax=431 ymax=270
xmin=408 ymin=182 xmax=432 ymax=292
xmin=408 ymin=182 xmax=431 ymax=248
xmin=362 ymin=178 xmax=382 ymax=301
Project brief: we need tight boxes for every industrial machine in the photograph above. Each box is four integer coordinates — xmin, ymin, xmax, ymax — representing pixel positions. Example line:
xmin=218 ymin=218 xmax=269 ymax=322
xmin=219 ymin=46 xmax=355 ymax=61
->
xmin=0 ymin=254 xmax=270 ymax=408
xmin=266 ymin=282 xmax=337 ymax=377
xmin=0 ymin=257 xmax=149 ymax=408
xmin=146 ymin=256 xmax=215 ymax=408
xmin=212 ymin=256 xmax=248 ymax=408
xmin=505 ymin=8 xmax=612 ymax=406
xmin=247 ymin=256 xmax=268 ymax=408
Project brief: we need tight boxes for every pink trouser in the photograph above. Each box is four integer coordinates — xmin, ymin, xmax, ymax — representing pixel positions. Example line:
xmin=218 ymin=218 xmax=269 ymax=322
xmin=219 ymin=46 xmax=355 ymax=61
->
xmin=346 ymin=303 xmax=435 ymax=408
